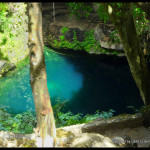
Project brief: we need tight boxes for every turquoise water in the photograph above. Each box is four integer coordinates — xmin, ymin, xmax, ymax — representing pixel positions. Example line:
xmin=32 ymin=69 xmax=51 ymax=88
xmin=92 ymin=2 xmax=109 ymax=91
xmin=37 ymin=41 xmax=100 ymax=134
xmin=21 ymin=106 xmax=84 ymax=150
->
xmin=0 ymin=48 xmax=144 ymax=115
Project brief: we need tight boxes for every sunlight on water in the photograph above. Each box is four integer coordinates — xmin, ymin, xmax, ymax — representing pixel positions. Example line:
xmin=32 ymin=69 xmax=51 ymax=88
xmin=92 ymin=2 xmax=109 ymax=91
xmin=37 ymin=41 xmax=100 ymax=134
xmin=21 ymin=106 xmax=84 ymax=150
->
xmin=0 ymin=64 xmax=34 ymax=114
xmin=0 ymin=49 xmax=83 ymax=114
xmin=0 ymin=48 xmax=144 ymax=115
xmin=45 ymin=51 xmax=83 ymax=101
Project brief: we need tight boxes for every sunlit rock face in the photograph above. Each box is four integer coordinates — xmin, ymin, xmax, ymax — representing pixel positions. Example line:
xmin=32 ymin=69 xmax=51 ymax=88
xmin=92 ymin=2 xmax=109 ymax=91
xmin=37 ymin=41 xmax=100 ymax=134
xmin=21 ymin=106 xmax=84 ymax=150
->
xmin=0 ymin=60 xmax=7 ymax=71
xmin=0 ymin=131 xmax=36 ymax=148
xmin=70 ymin=133 xmax=116 ymax=147
xmin=0 ymin=60 xmax=16 ymax=78
xmin=42 ymin=3 xmax=124 ymax=56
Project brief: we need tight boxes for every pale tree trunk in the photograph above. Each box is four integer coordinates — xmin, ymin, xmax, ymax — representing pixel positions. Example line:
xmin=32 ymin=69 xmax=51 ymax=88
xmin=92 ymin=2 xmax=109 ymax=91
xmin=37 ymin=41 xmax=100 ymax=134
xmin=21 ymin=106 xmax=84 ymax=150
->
xmin=103 ymin=3 xmax=150 ymax=105
xmin=28 ymin=3 xmax=56 ymax=147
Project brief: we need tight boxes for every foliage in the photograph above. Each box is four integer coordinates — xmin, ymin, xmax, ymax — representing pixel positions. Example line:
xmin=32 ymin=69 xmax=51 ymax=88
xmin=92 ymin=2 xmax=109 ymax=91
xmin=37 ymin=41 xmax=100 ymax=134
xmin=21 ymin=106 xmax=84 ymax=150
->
xmin=66 ymin=2 xmax=93 ymax=20
xmin=132 ymin=4 xmax=150 ymax=62
xmin=126 ymin=105 xmax=141 ymax=113
xmin=53 ymin=100 xmax=115 ymax=128
xmin=139 ymin=104 xmax=150 ymax=113
xmin=109 ymin=3 xmax=150 ymax=40
xmin=66 ymin=2 xmax=110 ymax=23
xmin=0 ymin=3 xmax=28 ymax=64
xmin=52 ymin=26 xmax=102 ymax=53
xmin=83 ymin=30 xmax=101 ymax=52
xmin=15 ymin=55 xmax=29 ymax=68
xmin=0 ymin=48 xmax=9 ymax=60
xmin=55 ymin=109 xmax=115 ymax=128
xmin=0 ymin=106 xmax=36 ymax=134
xmin=61 ymin=26 xmax=69 ymax=34
xmin=127 ymin=105 xmax=150 ymax=113
xmin=0 ymin=102 xmax=115 ymax=132
xmin=109 ymin=29 xmax=120 ymax=44
xmin=132 ymin=4 xmax=150 ymax=35
xmin=96 ymin=4 xmax=109 ymax=23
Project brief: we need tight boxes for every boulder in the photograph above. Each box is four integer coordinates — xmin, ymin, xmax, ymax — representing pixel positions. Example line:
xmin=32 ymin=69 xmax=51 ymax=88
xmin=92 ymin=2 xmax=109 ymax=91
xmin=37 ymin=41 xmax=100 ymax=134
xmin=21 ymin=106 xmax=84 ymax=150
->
xmin=111 ymin=135 xmax=137 ymax=148
xmin=0 ymin=60 xmax=16 ymax=77
xmin=48 ymin=21 xmax=124 ymax=55
xmin=70 ymin=133 xmax=116 ymax=147
xmin=0 ymin=137 xmax=7 ymax=147
xmin=81 ymin=113 xmax=143 ymax=134
xmin=0 ymin=131 xmax=36 ymax=148
xmin=56 ymin=128 xmax=75 ymax=147
xmin=0 ymin=60 xmax=7 ymax=70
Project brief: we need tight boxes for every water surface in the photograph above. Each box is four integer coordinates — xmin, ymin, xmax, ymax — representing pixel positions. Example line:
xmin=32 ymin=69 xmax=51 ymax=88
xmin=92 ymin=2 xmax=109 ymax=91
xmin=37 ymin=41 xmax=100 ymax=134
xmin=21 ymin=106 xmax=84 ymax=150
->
xmin=0 ymin=48 xmax=144 ymax=115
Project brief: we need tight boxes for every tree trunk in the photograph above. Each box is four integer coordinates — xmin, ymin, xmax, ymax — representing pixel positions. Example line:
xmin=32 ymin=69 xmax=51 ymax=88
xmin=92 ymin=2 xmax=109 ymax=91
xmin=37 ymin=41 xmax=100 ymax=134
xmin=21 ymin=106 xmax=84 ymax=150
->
xmin=103 ymin=3 xmax=150 ymax=105
xmin=28 ymin=3 xmax=56 ymax=147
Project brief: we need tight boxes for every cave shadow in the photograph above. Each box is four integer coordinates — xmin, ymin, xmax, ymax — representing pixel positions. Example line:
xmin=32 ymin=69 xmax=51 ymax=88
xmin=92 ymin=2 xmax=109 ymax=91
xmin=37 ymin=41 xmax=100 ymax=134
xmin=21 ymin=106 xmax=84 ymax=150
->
xmin=53 ymin=51 xmax=144 ymax=116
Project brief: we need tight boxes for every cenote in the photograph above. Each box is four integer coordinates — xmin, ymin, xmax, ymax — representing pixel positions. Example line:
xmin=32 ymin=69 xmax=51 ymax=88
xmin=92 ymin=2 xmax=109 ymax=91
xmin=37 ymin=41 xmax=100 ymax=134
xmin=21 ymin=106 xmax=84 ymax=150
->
xmin=0 ymin=47 xmax=144 ymax=116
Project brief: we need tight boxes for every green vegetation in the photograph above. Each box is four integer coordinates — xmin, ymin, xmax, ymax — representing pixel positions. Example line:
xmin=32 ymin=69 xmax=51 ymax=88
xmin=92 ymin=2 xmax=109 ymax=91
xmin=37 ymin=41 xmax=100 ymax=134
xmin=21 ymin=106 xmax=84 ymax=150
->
xmin=127 ymin=104 xmax=150 ymax=113
xmin=66 ymin=2 xmax=93 ymax=20
xmin=55 ymin=109 xmax=115 ymax=128
xmin=66 ymin=2 xmax=109 ymax=23
xmin=52 ymin=26 xmax=102 ymax=53
xmin=0 ymin=101 xmax=115 ymax=133
xmin=0 ymin=106 xmax=36 ymax=134
xmin=132 ymin=4 xmax=150 ymax=35
xmin=61 ymin=26 xmax=69 ymax=34
xmin=52 ymin=99 xmax=115 ymax=128
xmin=109 ymin=29 xmax=120 ymax=44
xmin=96 ymin=4 xmax=109 ymax=23
xmin=66 ymin=2 xmax=150 ymax=45
xmin=1 ymin=104 xmax=148 ymax=135
xmin=0 ymin=3 xmax=28 ymax=64
xmin=15 ymin=55 xmax=29 ymax=68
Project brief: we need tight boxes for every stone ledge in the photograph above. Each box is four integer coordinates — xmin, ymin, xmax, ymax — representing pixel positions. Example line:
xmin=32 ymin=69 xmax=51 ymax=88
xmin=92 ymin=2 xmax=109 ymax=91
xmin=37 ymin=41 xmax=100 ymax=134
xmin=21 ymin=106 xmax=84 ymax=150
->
xmin=82 ymin=113 xmax=143 ymax=134
xmin=0 ymin=60 xmax=16 ymax=78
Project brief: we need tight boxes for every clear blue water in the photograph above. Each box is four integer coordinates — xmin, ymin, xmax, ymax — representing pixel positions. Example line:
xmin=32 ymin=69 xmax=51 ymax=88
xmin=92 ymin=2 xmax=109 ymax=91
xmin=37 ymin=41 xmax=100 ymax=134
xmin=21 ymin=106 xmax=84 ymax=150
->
xmin=0 ymin=48 xmax=144 ymax=115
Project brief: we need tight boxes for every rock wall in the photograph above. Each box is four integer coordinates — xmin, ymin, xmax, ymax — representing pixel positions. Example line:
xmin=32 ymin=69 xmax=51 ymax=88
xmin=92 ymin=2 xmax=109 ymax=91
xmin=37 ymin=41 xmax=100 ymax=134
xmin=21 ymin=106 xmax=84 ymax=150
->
xmin=42 ymin=3 xmax=125 ymax=57
xmin=0 ymin=60 xmax=16 ymax=78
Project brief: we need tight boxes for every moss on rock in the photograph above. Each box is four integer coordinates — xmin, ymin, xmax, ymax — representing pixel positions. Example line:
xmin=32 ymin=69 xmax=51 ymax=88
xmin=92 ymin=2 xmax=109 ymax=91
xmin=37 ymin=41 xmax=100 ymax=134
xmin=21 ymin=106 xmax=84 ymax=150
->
xmin=56 ymin=128 xmax=75 ymax=147
xmin=19 ymin=139 xmax=36 ymax=148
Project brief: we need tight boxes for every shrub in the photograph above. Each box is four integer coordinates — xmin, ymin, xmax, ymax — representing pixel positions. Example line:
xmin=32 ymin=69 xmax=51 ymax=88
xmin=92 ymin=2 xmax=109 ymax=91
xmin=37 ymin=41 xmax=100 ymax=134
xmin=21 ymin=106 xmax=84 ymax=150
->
xmin=52 ymin=26 xmax=102 ymax=53
xmin=0 ymin=101 xmax=115 ymax=133
xmin=0 ymin=3 xmax=28 ymax=64
xmin=53 ymin=100 xmax=115 ymax=128
xmin=0 ymin=106 xmax=36 ymax=134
